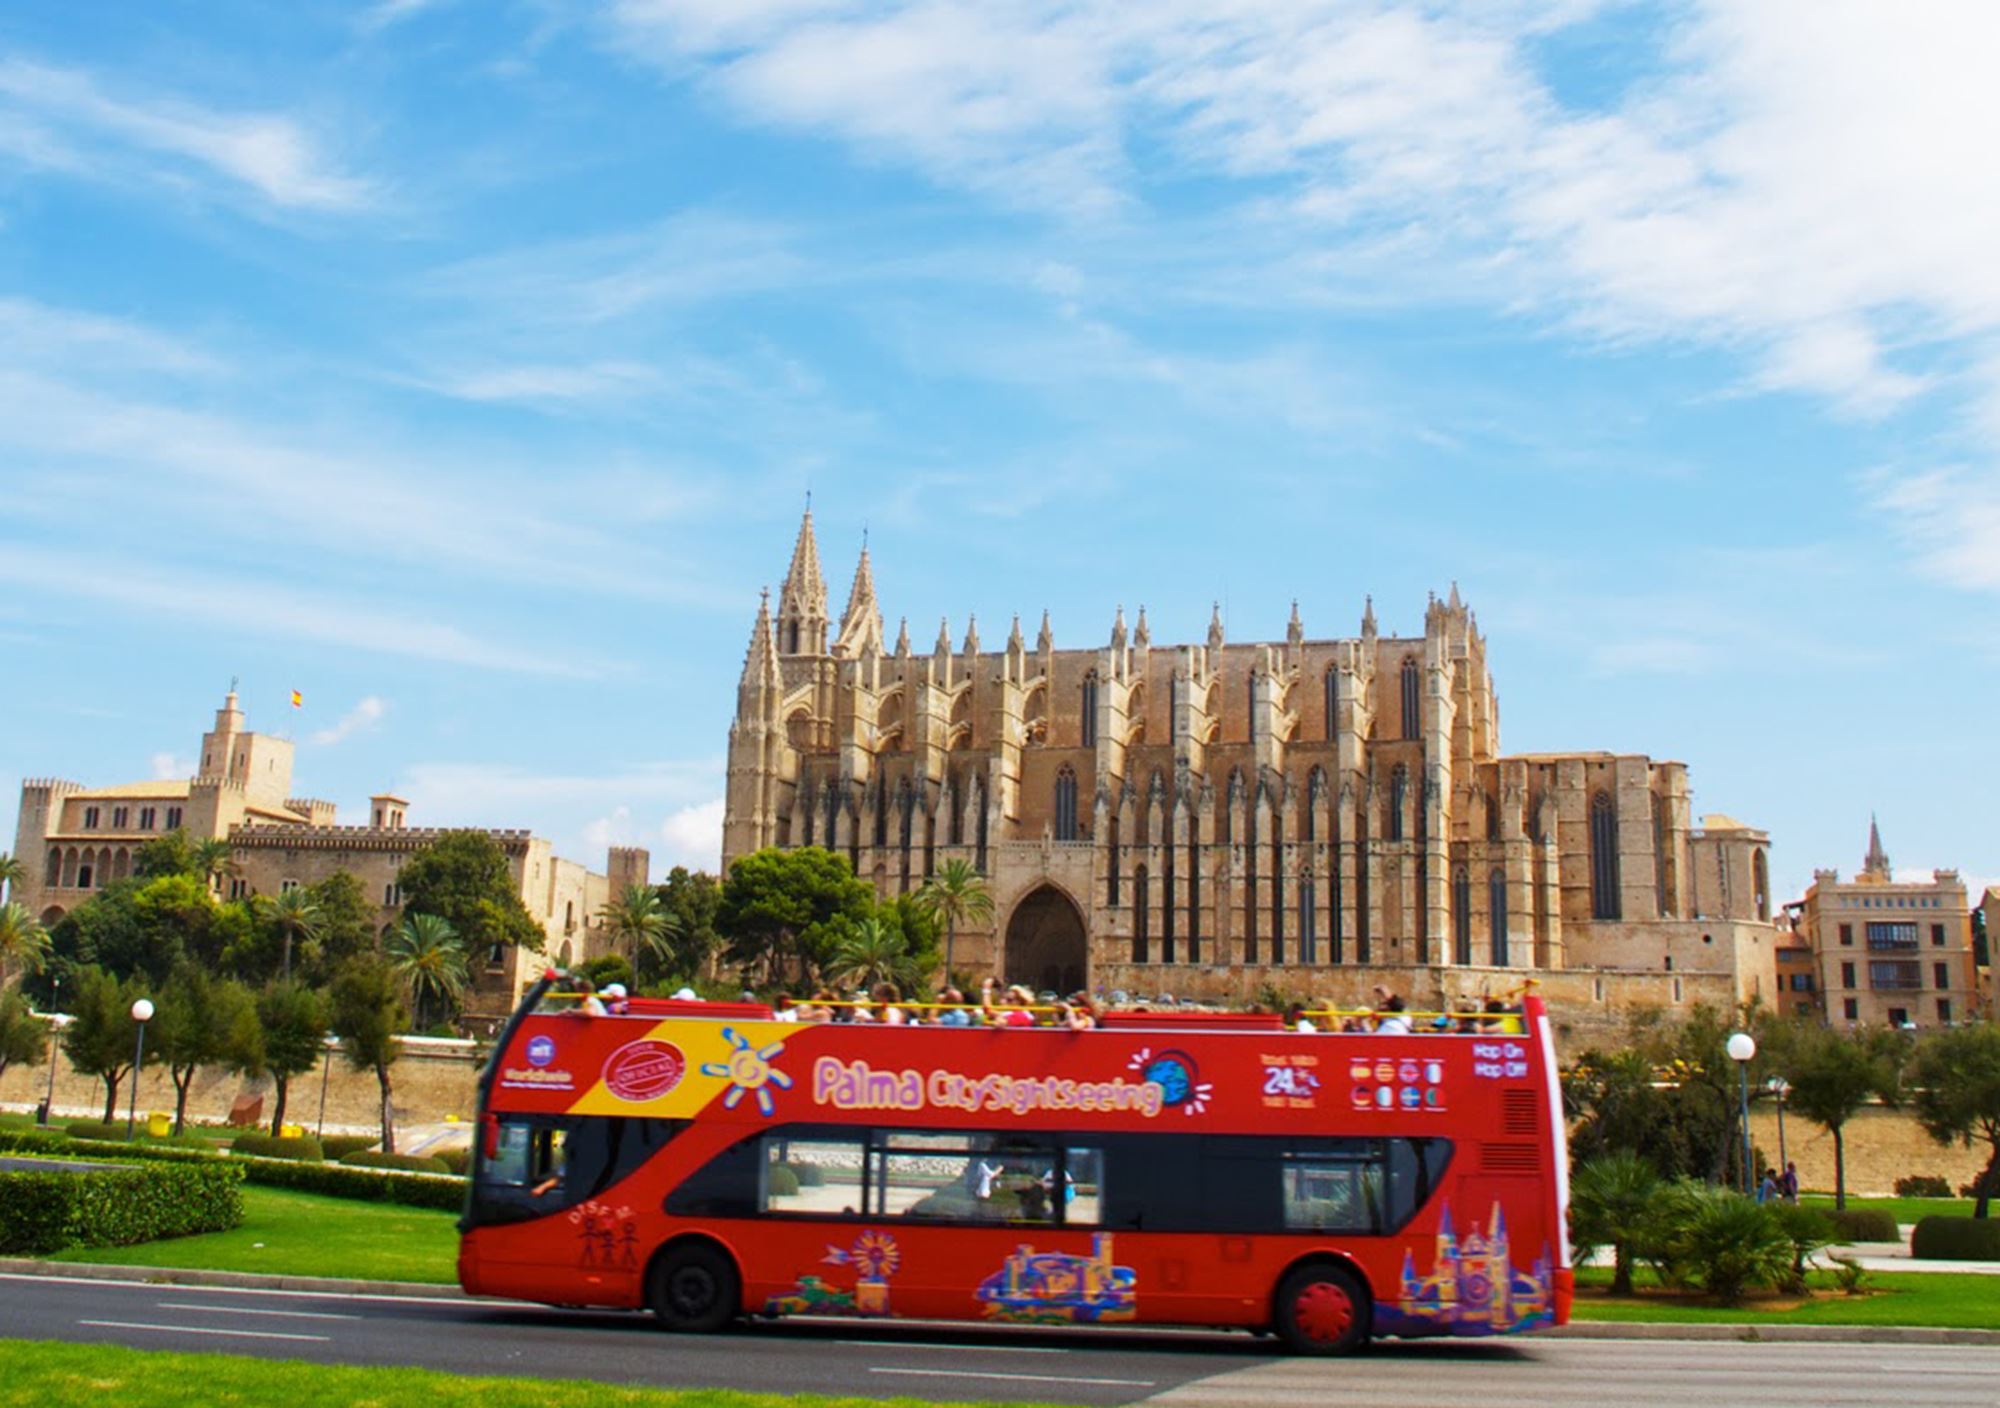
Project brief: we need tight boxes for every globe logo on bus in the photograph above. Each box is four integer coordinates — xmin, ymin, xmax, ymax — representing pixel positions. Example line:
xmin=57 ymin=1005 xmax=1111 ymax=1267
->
xmin=1127 ymin=1048 xmax=1211 ymax=1116
xmin=525 ymin=1035 xmax=557 ymax=1068
xmin=603 ymin=1039 xmax=686 ymax=1102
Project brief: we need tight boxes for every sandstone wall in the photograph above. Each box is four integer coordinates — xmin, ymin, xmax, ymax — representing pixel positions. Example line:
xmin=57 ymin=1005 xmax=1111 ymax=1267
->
xmin=1747 ymin=1103 xmax=1989 ymax=1200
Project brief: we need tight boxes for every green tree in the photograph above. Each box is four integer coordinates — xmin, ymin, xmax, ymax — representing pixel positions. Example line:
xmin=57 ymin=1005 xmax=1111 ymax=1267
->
xmin=47 ymin=873 xmax=251 ymax=988
xmin=1569 ymin=1150 xmax=1661 ymax=1295
xmin=330 ymin=958 xmax=406 ymax=1155
xmin=825 ymin=913 xmax=926 ymax=994
xmin=1910 ymin=1023 xmax=2000 ymax=1218
xmin=913 ymin=858 xmax=992 ymax=987
xmin=717 ymin=846 xmax=874 ymax=987
xmin=1781 ymin=1023 xmax=1904 ymax=1210
xmin=396 ymin=831 xmax=545 ymax=963
xmin=0 ymin=988 xmax=47 ymax=1081
xmin=599 ymin=883 xmax=670 ymax=970
xmin=189 ymin=838 xmax=235 ymax=892
xmin=133 ymin=829 xmax=199 ymax=881
xmin=61 ymin=966 xmax=150 ymax=1122
xmin=0 ymin=852 xmax=26 ymax=905
xmin=384 ymin=913 xmax=468 ymax=1031
xmin=643 ymin=868 xmax=720 ymax=985
xmin=1669 ymin=1187 xmax=1793 ymax=1305
xmin=257 ymin=887 xmax=324 ymax=982
xmin=151 ymin=966 xmax=254 ymax=1135
xmin=0 ymin=902 xmax=50 ymax=990
xmin=253 ymin=981 xmax=328 ymax=1136
xmin=302 ymin=872 xmax=378 ymax=985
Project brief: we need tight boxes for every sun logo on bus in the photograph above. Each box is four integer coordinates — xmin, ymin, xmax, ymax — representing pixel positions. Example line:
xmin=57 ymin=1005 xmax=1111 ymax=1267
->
xmin=700 ymin=1026 xmax=794 ymax=1117
xmin=1126 ymin=1047 xmax=1213 ymax=1116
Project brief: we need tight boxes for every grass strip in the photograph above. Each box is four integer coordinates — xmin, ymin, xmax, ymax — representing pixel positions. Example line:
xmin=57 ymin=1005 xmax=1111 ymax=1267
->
xmin=46 ymin=1184 xmax=458 ymax=1284
xmin=0 ymin=1339 xmax=1049 ymax=1408
xmin=1570 ymin=1265 xmax=2000 ymax=1326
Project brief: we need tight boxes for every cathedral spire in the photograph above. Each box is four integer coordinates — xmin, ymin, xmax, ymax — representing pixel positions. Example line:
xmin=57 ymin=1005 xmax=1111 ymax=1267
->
xmin=1110 ymin=604 xmax=1127 ymax=649
xmin=1134 ymin=605 xmax=1150 ymax=647
xmin=963 ymin=614 xmax=980 ymax=655
xmin=1037 ymin=609 xmax=1053 ymax=654
xmin=833 ymin=537 xmax=883 ymax=658
xmin=1448 ymin=580 xmax=1463 ymax=611
xmin=935 ymin=616 xmax=952 ymax=656
xmin=1863 ymin=814 xmax=1890 ymax=877
xmin=776 ymin=505 xmax=829 ymax=655
xmin=1007 ymin=613 xmax=1024 ymax=652
xmin=739 ymin=587 xmax=780 ymax=692
xmin=894 ymin=616 xmax=911 ymax=657
xmin=1287 ymin=598 xmax=1304 ymax=649
xmin=1361 ymin=594 xmax=1378 ymax=638
xmin=1207 ymin=601 xmax=1225 ymax=653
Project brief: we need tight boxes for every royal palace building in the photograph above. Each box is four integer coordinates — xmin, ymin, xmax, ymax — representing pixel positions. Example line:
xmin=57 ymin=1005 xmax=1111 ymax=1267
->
xmin=724 ymin=512 xmax=1782 ymax=1030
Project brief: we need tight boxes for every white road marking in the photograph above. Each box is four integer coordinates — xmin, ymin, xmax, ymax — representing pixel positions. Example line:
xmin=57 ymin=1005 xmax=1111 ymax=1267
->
xmin=870 ymin=1367 xmax=1155 ymax=1387
xmin=836 ymin=1339 xmax=1067 ymax=1353
xmin=157 ymin=1302 xmax=359 ymax=1321
xmin=0 ymin=1272 xmax=495 ymax=1308
xmin=77 ymin=1319 xmax=332 ymax=1343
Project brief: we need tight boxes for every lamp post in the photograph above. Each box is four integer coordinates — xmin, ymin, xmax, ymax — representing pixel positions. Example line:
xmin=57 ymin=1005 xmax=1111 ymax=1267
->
xmin=126 ymin=997 xmax=155 ymax=1139
xmin=39 ymin=975 xmax=64 ymax=1125
xmin=1766 ymin=1075 xmax=1790 ymax=1175
xmin=1726 ymin=1031 xmax=1756 ymax=1194
xmin=316 ymin=1032 xmax=336 ymax=1138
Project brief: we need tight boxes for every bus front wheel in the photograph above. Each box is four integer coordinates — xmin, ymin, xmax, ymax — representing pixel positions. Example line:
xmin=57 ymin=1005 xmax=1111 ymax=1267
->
xmin=1272 ymin=1263 xmax=1369 ymax=1356
xmin=648 ymin=1241 xmax=741 ymax=1334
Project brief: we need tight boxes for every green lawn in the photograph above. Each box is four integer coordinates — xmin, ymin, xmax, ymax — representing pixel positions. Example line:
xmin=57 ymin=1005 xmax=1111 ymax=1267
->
xmin=1570 ymin=1265 xmax=1999 ymax=1327
xmin=1798 ymin=1194 xmax=1976 ymax=1226
xmin=0 ymin=1340 xmax=1030 ymax=1408
xmin=46 ymin=1184 xmax=459 ymax=1284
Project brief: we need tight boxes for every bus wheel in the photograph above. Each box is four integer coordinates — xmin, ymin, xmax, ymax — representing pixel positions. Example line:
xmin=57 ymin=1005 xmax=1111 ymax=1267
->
xmin=648 ymin=1242 xmax=740 ymax=1334
xmin=1273 ymin=1263 xmax=1369 ymax=1356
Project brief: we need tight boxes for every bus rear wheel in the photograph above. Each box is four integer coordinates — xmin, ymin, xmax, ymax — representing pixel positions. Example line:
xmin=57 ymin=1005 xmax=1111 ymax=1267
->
xmin=649 ymin=1242 xmax=740 ymax=1334
xmin=1273 ymin=1263 xmax=1369 ymax=1356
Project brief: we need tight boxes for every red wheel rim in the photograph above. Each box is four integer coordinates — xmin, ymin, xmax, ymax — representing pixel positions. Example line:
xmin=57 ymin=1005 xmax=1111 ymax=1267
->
xmin=1293 ymin=1280 xmax=1354 ymax=1342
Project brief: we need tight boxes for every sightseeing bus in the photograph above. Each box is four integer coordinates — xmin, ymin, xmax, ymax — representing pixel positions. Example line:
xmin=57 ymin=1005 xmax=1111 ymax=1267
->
xmin=458 ymin=977 xmax=1572 ymax=1354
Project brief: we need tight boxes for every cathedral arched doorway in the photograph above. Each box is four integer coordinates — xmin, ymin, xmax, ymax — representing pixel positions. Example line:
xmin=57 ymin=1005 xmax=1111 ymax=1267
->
xmin=1003 ymin=885 xmax=1087 ymax=996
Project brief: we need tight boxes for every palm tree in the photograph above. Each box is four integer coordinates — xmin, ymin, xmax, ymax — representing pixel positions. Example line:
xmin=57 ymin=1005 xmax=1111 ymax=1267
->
xmin=598 ymin=884 xmax=669 ymax=970
xmin=189 ymin=838 xmax=235 ymax=891
xmin=1570 ymin=1150 xmax=1662 ymax=1296
xmin=384 ymin=913 xmax=469 ymax=1031
xmin=914 ymin=858 xmax=993 ymax=987
xmin=829 ymin=915 xmax=921 ymax=993
xmin=0 ymin=853 xmax=26 ymax=906
xmin=257 ymin=887 xmax=324 ymax=981
xmin=0 ymin=903 xmax=49 ymax=991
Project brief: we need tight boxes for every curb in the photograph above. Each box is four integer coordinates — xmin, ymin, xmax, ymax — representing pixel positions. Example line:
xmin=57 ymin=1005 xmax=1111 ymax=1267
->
xmin=1552 ymin=1320 xmax=2000 ymax=1346
xmin=0 ymin=1258 xmax=467 ymax=1300
xmin=4 ymin=1259 xmax=1996 ymax=1346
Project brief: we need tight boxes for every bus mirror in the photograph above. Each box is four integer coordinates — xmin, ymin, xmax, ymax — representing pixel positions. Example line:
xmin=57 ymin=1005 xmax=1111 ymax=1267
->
xmin=482 ymin=1113 xmax=499 ymax=1160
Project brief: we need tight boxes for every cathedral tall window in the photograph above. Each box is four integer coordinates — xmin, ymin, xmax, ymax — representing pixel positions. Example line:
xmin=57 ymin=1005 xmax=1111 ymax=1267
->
xmin=1453 ymin=865 xmax=1472 ymax=965
xmin=946 ymin=774 xmax=962 ymax=846
xmin=1388 ymin=765 xmax=1407 ymax=842
xmin=1246 ymin=672 xmax=1257 ymax=745
xmin=1305 ymin=767 xmax=1323 ymax=843
xmin=1324 ymin=667 xmax=1338 ymax=741
xmin=1081 ymin=672 xmax=1098 ymax=747
xmin=1244 ymin=796 xmax=1259 ymax=963
xmin=823 ymin=782 xmax=841 ymax=853
xmin=1133 ymin=864 xmax=1150 ymax=963
xmin=1590 ymin=790 xmax=1621 ymax=921
xmin=1753 ymin=848 xmax=1770 ymax=921
xmin=1269 ymin=801 xmax=1284 ymax=965
xmin=1400 ymin=656 xmax=1420 ymax=740
xmin=1054 ymin=766 xmax=1079 ymax=841
xmin=1107 ymin=813 xmax=1121 ymax=905
xmin=1186 ymin=833 xmax=1201 ymax=964
xmin=1299 ymin=876 xmax=1316 ymax=964
xmin=1490 ymin=867 xmax=1509 ymax=966
xmin=973 ymin=776 xmax=988 ymax=873
xmin=1162 ymin=824 xmax=1177 ymax=963
xmin=873 ymin=776 xmax=889 ymax=848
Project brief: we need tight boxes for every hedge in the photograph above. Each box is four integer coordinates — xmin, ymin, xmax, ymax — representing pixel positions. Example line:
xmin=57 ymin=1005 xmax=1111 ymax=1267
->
xmin=1825 ymin=1208 xmax=1900 ymax=1243
xmin=767 ymin=1164 xmax=800 ymax=1197
xmin=340 ymin=1151 xmax=450 ymax=1175
xmin=231 ymin=1132 xmax=325 ymax=1163
xmin=1893 ymin=1174 xmax=1953 ymax=1198
xmin=1911 ymin=1215 xmax=2000 ymax=1260
xmin=320 ymin=1135 xmax=378 ymax=1161
xmin=0 ymin=1131 xmax=467 ymax=1213
xmin=62 ymin=1120 xmax=221 ymax=1149
xmin=0 ymin=1162 xmax=244 ymax=1255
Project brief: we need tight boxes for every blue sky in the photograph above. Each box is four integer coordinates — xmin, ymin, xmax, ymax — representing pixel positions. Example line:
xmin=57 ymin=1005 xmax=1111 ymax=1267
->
xmin=2 ymin=1 xmax=1995 ymax=905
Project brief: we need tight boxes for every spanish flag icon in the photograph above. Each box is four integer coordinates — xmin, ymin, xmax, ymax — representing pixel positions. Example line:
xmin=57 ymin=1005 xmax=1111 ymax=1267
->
xmin=290 ymin=690 xmax=303 ymax=708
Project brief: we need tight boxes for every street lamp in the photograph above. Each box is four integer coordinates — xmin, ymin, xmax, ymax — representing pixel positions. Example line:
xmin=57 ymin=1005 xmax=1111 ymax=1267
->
xmin=39 ymin=974 xmax=64 ymax=1126
xmin=127 ymin=997 xmax=155 ymax=1139
xmin=1766 ymin=1075 xmax=1790 ymax=1176
xmin=316 ymin=1032 xmax=337 ymax=1138
xmin=1726 ymin=1030 xmax=1756 ymax=1195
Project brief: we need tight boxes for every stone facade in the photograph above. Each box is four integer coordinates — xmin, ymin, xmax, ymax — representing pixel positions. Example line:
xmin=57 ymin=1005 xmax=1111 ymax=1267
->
xmin=723 ymin=511 xmax=1781 ymax=1008
xmin=12 ymin=691 xmax=647 ymax=1018
xmin=1796 ymin=820 xmax=1977 ymax=1030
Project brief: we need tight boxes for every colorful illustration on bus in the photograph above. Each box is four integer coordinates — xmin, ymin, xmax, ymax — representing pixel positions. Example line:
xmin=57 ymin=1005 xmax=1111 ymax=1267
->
xmin=699 ymin=1027 xmax=794 ymax=1116
xmin=1124 ymin=1048 xmax=1212 ymax=1116
xmin=1379 ymin=1202 xmax=1554 ymax=1337
xmin=764 ymin=1229 xmax=901 ymax=1318
xmin=567 ymin=1199 xmax=641 ymax=1271
xmin=974 ymin=1234 xmax=1136 ymax=1324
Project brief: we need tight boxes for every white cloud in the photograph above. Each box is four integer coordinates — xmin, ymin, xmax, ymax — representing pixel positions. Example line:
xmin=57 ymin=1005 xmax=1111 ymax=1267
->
xmin=0 ymin=297 xmax=222 ymax=376
xmin=309 ymin=696 xmax=388 ymax=747
xmin=150 ymin=752 xmax=193 ymax=781
xmin=0 ymin=58 xmax=370 ymax=210
xmin=660 ymin=798 xmax=725 ymax=872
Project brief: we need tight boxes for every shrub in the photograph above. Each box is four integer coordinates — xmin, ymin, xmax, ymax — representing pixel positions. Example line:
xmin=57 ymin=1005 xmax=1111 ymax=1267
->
xmin=1894 ymin=1174 xmax=1952 ymax=1198
xmin=1767 ymin=1202 xmax=1835 ymax=1293
xmin=432 ymin=1147 xmax=471 ymax=1176
xmin=57 ymin=1121 xmax=215 ymax=1149
xmin=1826 ymin=1251 xmax=1870 ymax=1295
xmin=320 ymin=1135 xmax=378 ymax=1161
xmin=1825 ymin=1208 xmax=1899 ymax=1242
xmin=792 ymin=1161 xmax=826 ymax=1188
xmin=767 ymin=1163 xmax=800 ymax=1197
xmin=0 ymin=1162 xmax=243 ymax=1254
xmin=1911 ymin=1215 xmax=2000 ymax=1260
xmin=231 ymin=1132 xmax=325 ymax=1163
xmin=1675 ymin=1190 xmax=1792 ymax=1304
xmin=340 ymin=1151 xmax=450 ymax=1175
xmin=65 ymin=1120 xmax=132 ymax=1142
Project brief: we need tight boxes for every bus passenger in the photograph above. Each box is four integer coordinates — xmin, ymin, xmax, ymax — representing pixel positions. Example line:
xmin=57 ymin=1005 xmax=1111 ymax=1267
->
xmin=1373 ymin=994 xmax=1411 ymax=1036
xmin=1062 ymin=994 xmax=1098 ymax=1031
xmin=1284 ymin=1002 xmax=1318 ymax=1033
xmin=601 ymin=983 xmax=629 ymax=1016
xmin=567 ymin=977 xmax=607 ymax=1017
xmin=872 ymin=981 xmax=909 ymax=1025
xmin=935 ymin=987 xmax=973 ymax=1027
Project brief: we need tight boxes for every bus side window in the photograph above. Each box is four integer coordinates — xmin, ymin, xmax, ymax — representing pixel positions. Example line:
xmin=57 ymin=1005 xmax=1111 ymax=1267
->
xmin=1057 ymin=1146 xmax=1103 ymax=1226
xmin=1281 ymin=1152 xmax=1382 ymax=1233
xmin=764 ymin=1137 xmax=864 ymax=1216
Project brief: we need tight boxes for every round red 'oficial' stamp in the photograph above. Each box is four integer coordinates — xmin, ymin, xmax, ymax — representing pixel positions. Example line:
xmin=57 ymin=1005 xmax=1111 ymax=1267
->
xmin=602 ymin=1039 xmax=686 ymax=1102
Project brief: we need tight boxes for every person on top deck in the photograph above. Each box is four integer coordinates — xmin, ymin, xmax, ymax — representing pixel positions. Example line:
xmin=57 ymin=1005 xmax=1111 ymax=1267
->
xmin=1062 ymin=993 xmax=1098 ymax=1031
xmin=1285 ymin=1002 xmax=1318 ymax=1033
xmin=935 ymin=986 xmax=973 ymax=1026
xmin=601 ymin=983 xmax=629 ymax=1016
xmin=566 ymin=976 xmax=607 ymax=1017
xmin=1373 ymin=994 xmax=1411 ymax=1035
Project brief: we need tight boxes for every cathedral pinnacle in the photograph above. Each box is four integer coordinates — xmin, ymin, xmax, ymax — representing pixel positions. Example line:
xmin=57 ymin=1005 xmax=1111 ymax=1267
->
xmin=1287 ymin=598 xmax=1303 ymax=647
xmin=1007 ymin=614 xmax=1024 ymax=652
xmin=1361 ymin=595 xmax=1378 ymax=636
xmin=1863 ymin=814 xmax=1890 ymax=877
xmin=963 ymin=614 xmax=980 ymax=655
xmin=1207 ymin=601 xmax=1225 ymax=653
xmin=1448 ymin=581 xmax=1463 ymax=611
xmin=833 ymin=537 xmax=884 ymax=657
xmin=895 ymin=617 xmax=911 ymax=656
xmin=935 ymin=616 xmax=952 ymax=655
xmin=1111 ymin=604 xmax=1126 ymax=649
xmin=1134 ymin=605 xmax=1149 ymax=647
xmin=740 ymin=587 xmax=780 ymax=690
xmin=777 ymin=505 xmax=828 ymax=654
xmin=1037 ymin=609 xmax=1053 ymax=654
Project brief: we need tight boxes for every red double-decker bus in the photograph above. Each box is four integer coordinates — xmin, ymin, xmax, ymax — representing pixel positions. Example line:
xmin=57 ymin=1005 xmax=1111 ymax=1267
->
xmin=458 ymin=977 xmax=1572 ymax=1355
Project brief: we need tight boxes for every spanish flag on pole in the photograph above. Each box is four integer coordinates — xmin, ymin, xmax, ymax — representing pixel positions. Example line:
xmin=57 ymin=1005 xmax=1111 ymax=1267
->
xmin=291 ymin=690 xmax=303 ymax=709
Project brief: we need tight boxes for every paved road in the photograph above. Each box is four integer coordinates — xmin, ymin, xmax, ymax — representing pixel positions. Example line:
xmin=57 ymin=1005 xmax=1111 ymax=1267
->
xmin=5 ymin=1273 xmax=1996 ymax=1407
